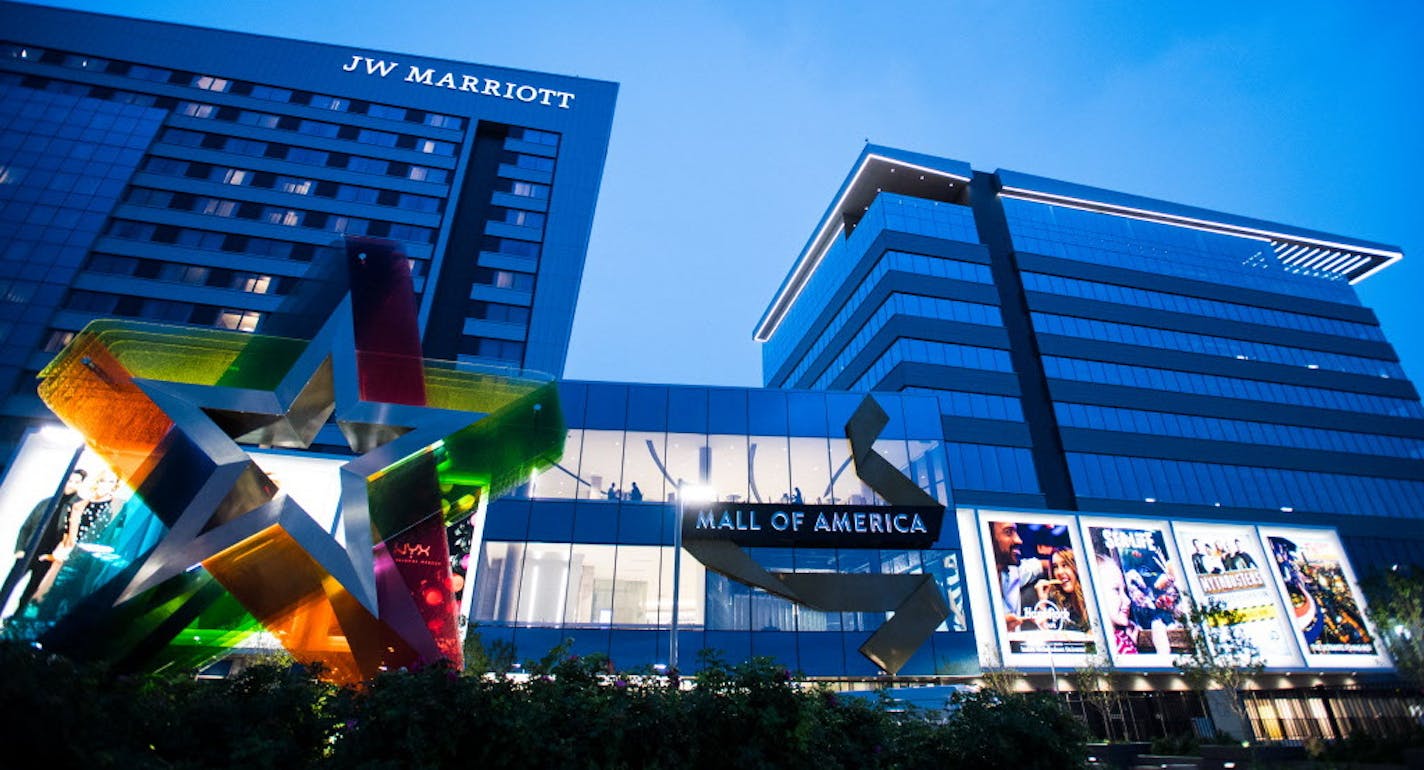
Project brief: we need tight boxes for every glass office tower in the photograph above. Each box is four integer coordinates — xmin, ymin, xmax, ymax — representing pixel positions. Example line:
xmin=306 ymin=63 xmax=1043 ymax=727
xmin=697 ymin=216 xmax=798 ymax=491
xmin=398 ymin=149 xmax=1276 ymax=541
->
xmin=758 ymin=145 xmax=1424 ymax=570
xmin=0 ymin=1 xmax=616 ymax=461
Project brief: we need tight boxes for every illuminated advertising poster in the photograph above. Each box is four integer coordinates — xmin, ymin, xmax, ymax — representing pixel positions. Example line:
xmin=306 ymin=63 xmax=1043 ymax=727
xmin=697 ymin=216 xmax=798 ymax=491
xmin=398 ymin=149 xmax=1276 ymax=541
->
xmin=0 ymin=430 xmax=133 ymax=624
xmin=1080 ymin=517 xmax=1190 ymax=668
xmin=1259 ymin=526 xmax=1389 ymax=669
xmin=977 ymin=511 xmax=1097 ymax=666
xmin=1170 ymin=522 xmax=1302 ymax=667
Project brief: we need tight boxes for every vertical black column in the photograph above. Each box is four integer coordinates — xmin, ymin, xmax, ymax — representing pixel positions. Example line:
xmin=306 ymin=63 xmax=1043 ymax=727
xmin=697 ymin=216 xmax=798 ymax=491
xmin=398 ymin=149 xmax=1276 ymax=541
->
xmin=969 ymin=171 xmax=1077 ymax=510
xmin=421 ymin=122 xmax=510 ymax=361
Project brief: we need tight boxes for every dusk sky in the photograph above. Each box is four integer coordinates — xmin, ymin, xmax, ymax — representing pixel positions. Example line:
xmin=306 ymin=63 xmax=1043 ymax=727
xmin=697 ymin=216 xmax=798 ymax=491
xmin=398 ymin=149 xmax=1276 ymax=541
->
xmin=27 ymin=1 xmax=1424 ymax=390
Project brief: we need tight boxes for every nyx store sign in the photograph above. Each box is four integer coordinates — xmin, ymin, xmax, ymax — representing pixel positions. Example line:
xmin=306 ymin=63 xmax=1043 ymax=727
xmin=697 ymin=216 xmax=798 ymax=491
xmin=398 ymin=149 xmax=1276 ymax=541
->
xmin=685 ymin=502 xmax=942 ymax=549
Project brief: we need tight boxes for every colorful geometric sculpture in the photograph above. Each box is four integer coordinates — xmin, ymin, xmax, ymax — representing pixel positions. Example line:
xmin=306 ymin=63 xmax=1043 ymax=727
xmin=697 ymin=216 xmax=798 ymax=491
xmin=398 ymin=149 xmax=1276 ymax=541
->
xmin=25 ymin=238 xmax=564 ymax=683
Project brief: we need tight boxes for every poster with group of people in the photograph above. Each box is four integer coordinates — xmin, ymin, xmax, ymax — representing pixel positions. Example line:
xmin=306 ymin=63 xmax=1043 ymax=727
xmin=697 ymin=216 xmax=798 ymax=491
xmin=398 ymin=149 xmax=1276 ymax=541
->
xmin=971 ymin=510 xmax=1389 ymax=671
xmin=1172 ymin=521 xmax=1301 ymax=666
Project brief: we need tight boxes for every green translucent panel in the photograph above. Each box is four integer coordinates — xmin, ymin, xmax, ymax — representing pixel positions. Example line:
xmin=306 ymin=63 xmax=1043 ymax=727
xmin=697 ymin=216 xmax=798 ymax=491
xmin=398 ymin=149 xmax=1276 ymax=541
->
xmin=40 ymin=320 xmax=307 ymax=390
xmin=149 ymin=592 xmax=265 ymax=674
xmin=438 ymin=381 xmax=565 ymax=505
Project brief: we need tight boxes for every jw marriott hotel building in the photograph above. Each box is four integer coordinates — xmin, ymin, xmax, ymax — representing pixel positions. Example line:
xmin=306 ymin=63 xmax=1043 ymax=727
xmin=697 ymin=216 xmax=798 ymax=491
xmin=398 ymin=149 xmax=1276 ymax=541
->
xmin=0 ymin=1 xmax=615 ymax=460
xmin=1 ymin=0 xmax=1422 ymax=741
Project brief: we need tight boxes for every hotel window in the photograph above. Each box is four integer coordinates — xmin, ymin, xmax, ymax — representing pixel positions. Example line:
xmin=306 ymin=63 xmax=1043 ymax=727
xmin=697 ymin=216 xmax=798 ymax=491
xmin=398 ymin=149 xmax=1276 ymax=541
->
xmin=248 ymin=84 xmax=292 ymax=102
xmin=357 ymin=128 xmax=398 ymax=147
xmin=192 ymin=75 xmax=230 ymax=92
xmin=216 ymin=309 xmax=261 ymax=332
xmin=424 ymin=113 xmax=463 ymax=130
xmin=42 ymin=330 xmax=75 ymax=353
xmin=482 ymin=237 xmax=540 ymax=259
xmin=416 ymin=138 xmax=455 ymax=156
xmin=468 ymin=301 xmax=530 ymax=325
xmin=366 ymin=103 xmax=407 ymax=121
xmin=406 ymin=165 xmax=448 ymax=183
xmin=296 ymin=119 xmax=339 ymax=138
xmin=126 ymin=64 xmax=171 ymax=82
xmin=307 ymin=94 xmax=349 ymax=111
xmin=473 ymin=267 xmax=534 ymax=292
xmin=237 ymin=111 xmax=281 ymax=129
xmin=235 ymin=273 xmax=272 ymax=294
xmin=513 ymin=127 xmax=560 ymax=147
xmin=498 ymin=179 xmax=549 ymax=200
xmin=344 ymin=156 xmax=389 ymax=175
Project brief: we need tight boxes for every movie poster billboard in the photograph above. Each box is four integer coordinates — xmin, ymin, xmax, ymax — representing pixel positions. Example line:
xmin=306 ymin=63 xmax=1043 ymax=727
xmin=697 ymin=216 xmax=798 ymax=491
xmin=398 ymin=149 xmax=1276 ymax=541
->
xmin=1258 ymin=526 xmax=1390 ymax=669
xmin=1080 ymin=517 xmax=1190 ymax=668
xmin=1171 ymin=522 xmax=1302 ymax=667
xmin=976 ymin=510 xmax=1097 ymax=667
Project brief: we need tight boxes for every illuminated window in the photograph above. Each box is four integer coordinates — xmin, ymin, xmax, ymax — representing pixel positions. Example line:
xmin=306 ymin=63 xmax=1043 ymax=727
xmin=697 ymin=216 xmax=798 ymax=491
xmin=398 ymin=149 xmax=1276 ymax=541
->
xmin=42 ymin=330 xmax=75 ymax=353
xmin=237 ymin=274 xmax=272 ymax=294
xmin=278 ymin=177 xmax=312 ymax=195
xmin=192 ymin=75 xmax=230 ymax=92
xmin=200 ymin=198 xmax=238 ymax=218
xmin=222 ymin=169 xmax=249 ymax=186
xmin=177 ymin=101 xmax=216 ymax=118
xmin=216 ymin=309 xmax=261 ymax=332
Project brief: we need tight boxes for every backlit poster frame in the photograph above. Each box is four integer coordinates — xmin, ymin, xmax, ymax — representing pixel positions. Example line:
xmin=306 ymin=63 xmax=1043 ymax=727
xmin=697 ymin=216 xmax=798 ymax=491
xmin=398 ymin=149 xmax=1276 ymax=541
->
xmin=1257 ymin=525 xmax=1390 ymax=670
xmin=1079 ymin=516 xmax=1191 ymax=669
xmin=1169 ymin=521 xmax=1303 ymax=669
xmin=975 ymin=509 xmax=1099 ymax=669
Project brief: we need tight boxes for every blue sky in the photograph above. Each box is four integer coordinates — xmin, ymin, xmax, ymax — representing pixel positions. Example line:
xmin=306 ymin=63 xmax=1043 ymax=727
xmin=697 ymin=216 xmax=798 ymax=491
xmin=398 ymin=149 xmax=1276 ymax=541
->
xmin=33 ymin=1 xmax=1424 ymax=390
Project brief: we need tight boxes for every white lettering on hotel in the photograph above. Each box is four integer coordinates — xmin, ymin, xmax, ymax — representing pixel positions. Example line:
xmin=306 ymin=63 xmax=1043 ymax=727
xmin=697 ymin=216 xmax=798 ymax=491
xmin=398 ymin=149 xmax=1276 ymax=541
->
xmin=341 ymin=55 xmax=575 ymax=109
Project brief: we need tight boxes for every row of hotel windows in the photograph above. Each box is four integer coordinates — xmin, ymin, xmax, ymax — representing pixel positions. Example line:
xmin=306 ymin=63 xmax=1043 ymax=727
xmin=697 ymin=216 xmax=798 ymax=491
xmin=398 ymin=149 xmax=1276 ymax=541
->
xmin=1003 ymin=198 xmax=1359 ymax=303
xmin=56 ymin=292 xmax=263 ymax=331
xmin=1067 ymin=452 xmax=1424 ymax=519
xmin=1022 ymin=272 xmax=1384 ymax=342
xmin=102 ymin=219 xmax=318 ymax=262
xmin=5 ymin=44 xmax=468 ymax=131
xmin=522 ymin=428 xmax=950 ymax=507
xmin=99 ymin=221 xmax=431 ymax=281
xmin=1042 ymin=356 xmax=1424 ymax=418
xmin=115 ymin=188 xmax=438 ymax=244
xmin=86 ymin=254 xmax=284 ymax=295
xmin=173 ymin=99 xmax=456 ymax=156
xmin=1031 ymin=312 xmax=1404 ymax=379
xmin=768 ymin=249 xmax=996 ymax=382
xmin=470 ymin=541 xmax=965 ymax=633
xmin=141 ymin=157 xmax=444 ymax=213
xmin=1054 ymin=401 xmax=1424 ymax=460
xmin=157 ymin=127 xmax=452 ymax=185
xmin=807 ymin=294 xmax=1003 ymax=391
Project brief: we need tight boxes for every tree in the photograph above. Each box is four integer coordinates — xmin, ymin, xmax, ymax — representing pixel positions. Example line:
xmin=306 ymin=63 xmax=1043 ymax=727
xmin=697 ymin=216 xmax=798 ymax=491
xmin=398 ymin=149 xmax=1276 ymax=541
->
xmin=976 ymin=642 xmax=1026 ymax=695
xmin=1067 ymin=652 xmax=1124 ymax=742
xmin=1361 ymin=564 xmax=1424 ymax=692
xmin=1174 ymin=599 xmax=1263 ymax=742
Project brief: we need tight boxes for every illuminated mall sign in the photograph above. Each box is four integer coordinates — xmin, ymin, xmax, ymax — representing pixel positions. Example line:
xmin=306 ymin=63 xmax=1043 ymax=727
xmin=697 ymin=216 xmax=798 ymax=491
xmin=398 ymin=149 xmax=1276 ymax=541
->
xmin=341 ymin=55 xmax=576 ymax=109
xmin=686 ymin=502 xmax=942 ymax=548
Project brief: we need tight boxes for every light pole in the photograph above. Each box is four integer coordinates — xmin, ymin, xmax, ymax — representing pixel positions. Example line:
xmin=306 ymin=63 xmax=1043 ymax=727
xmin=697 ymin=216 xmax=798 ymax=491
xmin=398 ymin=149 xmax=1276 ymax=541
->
xmin=671 ymin=480 xmax=714 ymax=674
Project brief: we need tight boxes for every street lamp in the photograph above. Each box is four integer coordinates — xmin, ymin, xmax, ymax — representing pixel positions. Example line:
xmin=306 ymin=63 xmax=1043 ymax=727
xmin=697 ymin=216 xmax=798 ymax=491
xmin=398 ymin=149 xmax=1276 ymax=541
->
xmin=671 ymin=480 xmax=715 ymax=675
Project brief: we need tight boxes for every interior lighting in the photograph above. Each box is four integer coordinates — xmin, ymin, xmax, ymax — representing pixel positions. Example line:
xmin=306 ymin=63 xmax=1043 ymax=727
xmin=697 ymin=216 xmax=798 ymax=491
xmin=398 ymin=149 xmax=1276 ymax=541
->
xmin=1280 ymin=506 xmax=1294 ymax=513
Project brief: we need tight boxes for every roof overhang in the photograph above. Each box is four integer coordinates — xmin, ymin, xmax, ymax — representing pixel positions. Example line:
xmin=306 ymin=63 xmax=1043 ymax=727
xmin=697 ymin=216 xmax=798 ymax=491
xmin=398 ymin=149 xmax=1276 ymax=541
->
xmin=754 ymin=152 xmax=970 ymax=343
xmin=997 ymin=185 xmax=1402 ymax=285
